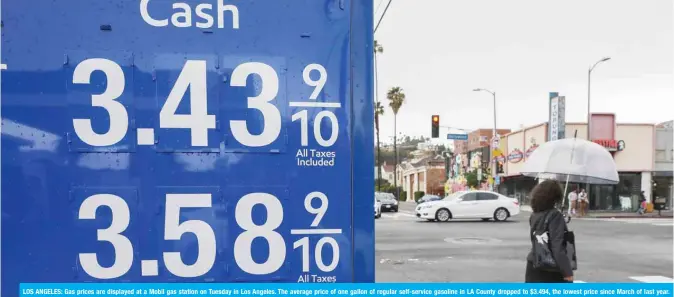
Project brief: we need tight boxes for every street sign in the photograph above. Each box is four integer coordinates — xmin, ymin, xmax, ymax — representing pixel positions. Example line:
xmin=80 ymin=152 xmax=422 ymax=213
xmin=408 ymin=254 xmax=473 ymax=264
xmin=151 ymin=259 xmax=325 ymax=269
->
xmin=1 ymin=0 xmax=374 ymax=291
xmin=447 ymin=133 xmax=468 ymax=140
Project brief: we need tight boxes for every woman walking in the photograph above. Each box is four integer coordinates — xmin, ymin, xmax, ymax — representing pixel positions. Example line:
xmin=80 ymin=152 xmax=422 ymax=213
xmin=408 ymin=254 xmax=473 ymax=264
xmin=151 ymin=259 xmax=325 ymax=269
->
xmin=525 ymin=180 xmax=574 ymax=283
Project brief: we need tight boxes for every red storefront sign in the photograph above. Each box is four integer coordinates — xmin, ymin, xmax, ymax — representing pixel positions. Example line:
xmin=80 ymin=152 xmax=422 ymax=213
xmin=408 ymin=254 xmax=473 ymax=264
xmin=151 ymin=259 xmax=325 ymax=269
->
xmin=508 ymin=149 xmax=524 ymax=163
xmin=525 ymin=144 xmax=539 ymax=158
xmin=593 ymin=139 xmax=625 ymax=152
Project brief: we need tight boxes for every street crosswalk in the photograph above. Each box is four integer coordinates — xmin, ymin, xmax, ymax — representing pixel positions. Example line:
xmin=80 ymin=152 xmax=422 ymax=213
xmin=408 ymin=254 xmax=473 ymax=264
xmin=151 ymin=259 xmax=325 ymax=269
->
xmin=575 ymin=276 xmax=674 ymax=283
xmin=379 ymin=212 xmax=417 ymax=220
xmin=578 ymin=217 xmax=674 ymax=227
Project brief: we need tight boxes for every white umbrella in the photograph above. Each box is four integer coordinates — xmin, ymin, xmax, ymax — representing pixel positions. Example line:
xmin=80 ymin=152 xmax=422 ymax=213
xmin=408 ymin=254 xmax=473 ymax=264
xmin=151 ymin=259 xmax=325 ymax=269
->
xmin=521 ymin=138 xmax=619 ymax=185
xmin=521 ymin=136 xmax=619 ymax=222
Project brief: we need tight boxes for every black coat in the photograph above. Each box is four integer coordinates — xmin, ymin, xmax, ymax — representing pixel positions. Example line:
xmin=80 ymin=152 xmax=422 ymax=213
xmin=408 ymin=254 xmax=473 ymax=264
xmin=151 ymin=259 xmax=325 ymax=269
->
xmin=525 ymin=209 xmax=574 ymax=282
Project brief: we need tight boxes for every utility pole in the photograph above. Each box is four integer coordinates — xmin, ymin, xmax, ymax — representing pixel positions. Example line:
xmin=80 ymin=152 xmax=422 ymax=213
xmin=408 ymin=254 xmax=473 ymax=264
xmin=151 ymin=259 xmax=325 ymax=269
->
xmin=473 ymin=88 xmax=497 ymax=191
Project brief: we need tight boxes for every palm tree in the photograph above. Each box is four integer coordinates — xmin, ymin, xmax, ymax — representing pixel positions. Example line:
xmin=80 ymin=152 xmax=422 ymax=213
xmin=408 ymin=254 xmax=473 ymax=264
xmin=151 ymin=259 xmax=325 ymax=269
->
xmin=374 ymin=101 xmax=385 ymax=190
xmin=374 ymin=40 xmax=385 ymax=190
xmin=387 ymin=87 xmax=406 ymax=200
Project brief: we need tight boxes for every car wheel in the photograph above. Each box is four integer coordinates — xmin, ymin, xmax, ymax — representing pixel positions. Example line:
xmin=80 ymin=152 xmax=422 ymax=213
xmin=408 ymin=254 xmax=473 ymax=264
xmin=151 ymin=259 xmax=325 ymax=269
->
xmin=435 ymin=208 xmax=451 ymax=222
xmin=493 ymin=208 xmax=509 ymax=222
xmin=394 ymin=208 xmax=399 ymax=212
xmin=481 ymin=218 xmax=490 ymax=222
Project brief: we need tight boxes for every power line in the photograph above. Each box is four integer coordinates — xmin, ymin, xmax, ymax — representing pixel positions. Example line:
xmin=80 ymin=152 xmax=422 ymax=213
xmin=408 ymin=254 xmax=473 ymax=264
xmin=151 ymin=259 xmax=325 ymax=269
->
xmin=374 ymin=0 xmax=386 ymax=15
xmin=374 ymin=0 xmax=392 ymax=33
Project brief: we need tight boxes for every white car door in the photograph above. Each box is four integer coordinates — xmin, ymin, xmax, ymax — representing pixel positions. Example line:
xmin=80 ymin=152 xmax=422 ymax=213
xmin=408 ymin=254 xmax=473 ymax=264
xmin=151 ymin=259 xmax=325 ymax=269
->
xmin=453 ymin=192 xmax=479 ymax=218
xmin=476 ymin=192 xmax=500 ymax=217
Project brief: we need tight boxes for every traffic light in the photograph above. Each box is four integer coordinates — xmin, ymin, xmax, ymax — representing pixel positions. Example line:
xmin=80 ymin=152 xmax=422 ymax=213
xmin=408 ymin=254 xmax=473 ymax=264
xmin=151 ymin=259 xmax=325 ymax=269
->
xmin=431 ymin=115 xmax=440 ymax=138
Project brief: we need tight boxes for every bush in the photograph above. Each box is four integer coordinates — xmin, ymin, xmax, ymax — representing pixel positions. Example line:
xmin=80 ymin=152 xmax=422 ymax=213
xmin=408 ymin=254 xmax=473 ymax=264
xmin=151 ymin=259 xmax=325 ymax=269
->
xmin=414 ymin=191 xmax=425 ymax=202
xmin=399 ymin=191 xmax=407 ymax=201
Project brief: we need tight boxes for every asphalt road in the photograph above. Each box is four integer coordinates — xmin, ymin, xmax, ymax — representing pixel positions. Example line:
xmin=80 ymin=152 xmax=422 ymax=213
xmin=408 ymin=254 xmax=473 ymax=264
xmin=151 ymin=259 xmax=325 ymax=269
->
xmin=375 ymin=202 xmax=674 ymax=283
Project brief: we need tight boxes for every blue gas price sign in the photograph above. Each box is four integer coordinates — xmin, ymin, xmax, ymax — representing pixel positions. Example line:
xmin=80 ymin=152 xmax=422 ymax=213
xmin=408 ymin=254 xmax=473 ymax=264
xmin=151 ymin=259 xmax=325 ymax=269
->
xmin=1 ymin=0 xmax=374 ymax=292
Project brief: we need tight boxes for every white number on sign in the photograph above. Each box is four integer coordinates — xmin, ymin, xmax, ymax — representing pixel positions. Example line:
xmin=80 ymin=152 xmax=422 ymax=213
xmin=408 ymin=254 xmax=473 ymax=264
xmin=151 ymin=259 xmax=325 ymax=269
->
xmin=163 ymin=194 xmax=216 ymax=277
xmin=314 ymin=111 xmax=339 ymax=147
xmin=78 ymin=190 xmax=340 ymax=278
xmin=315 ymin=237 xmax=339 ymax=272
xmin=230 ymin=62 xmax=281 ymax=147
xmin=305 ymin=192 xmax=328 ymax=227
xmin=303 ymin=64 xmax=327 ymax=100
xmin=291 ymin=110 xmax=339 ymax=147
xmin=72 ymin=58 xmax=129 ymax=146
xmin=159 ymin=60 xmax=216 ymax=147
xmin=73 ymin=59 xmax=290 ymax=149
xmin=78 ymin=194 xmax=133 ymax=279
xmin=293 ymin=237 xmax=339 ymax=273
xmin=291 ymin=110 xmax=310 ymax=146
xmin=234 ymin=193 xmax=286 ymax=275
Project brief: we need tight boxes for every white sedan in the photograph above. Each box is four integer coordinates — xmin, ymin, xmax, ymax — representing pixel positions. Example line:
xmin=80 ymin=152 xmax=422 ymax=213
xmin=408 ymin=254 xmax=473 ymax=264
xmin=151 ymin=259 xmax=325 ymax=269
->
xmin=415 ymin=191 xmax=520 ymax=222
xmin=375 ymin=197 xmax=382 ymax=219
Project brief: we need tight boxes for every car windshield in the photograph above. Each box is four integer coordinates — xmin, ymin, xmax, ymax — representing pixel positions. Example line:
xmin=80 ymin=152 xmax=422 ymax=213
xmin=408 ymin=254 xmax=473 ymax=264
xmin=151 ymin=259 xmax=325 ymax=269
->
xmin=443 ymin=192 xmax=465 ymax=200
xmin=375 ymin=192 xmax=395 ymax=201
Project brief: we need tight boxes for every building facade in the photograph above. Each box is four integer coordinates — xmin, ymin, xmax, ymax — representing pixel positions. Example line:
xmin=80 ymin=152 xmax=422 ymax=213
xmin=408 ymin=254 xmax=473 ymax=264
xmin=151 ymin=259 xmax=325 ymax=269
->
xmin=375 ymin=162 xmax=396 ymax=185
xmin=653 ymin=121 xmax=673 ymax=208
xmin=466 ymin=128 xmax=513 ymax=152
xmin=397 ymin=156 xmax=446 ymax=201
xmin=497 ymin=116 xmax=667 ymax=212
xmin=454 ymin=140 xmax=467 ymax=155
xmin=443 ymin=128 xmax=511 ymax=194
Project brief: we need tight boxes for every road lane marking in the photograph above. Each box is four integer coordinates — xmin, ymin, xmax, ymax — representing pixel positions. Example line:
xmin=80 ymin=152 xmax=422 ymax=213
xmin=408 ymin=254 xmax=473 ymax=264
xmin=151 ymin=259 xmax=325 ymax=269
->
xmin=573 ymin=280 xmax=586 ymax=283
xmin=380 ymin=212 xmax=417 ymax=220
xmin=629 ymin=276 xmax=674 ymax=283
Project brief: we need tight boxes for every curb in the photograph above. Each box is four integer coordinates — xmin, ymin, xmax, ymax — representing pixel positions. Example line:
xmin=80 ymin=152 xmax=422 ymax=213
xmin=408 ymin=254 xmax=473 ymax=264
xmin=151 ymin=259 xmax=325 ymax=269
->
xmin=590 ymin=216 xmax=673 ymax=219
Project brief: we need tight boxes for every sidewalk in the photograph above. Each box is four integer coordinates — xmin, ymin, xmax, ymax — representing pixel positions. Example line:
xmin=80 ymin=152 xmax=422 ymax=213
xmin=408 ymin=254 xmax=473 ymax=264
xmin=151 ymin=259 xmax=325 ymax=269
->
xmin=518 ymin=205 xmax=672 ymax=218
xmin=584 ymin=211 xmax=673 ymax=219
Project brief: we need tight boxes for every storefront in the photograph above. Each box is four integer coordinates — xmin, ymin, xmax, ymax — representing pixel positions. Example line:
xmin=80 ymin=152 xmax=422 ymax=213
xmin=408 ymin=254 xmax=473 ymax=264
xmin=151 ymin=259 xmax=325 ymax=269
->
xmin=652 ymin=172 xmax=672 ymax=209
xmin=652 ymin=121 xmax=673 ymax=209
xmin=584 ymin=115 xmax=656 ymax=212
xmin=498 ymin=123 xmax=546 ymax=203
xmin=499 ymin=117 xmax=659 ymax=212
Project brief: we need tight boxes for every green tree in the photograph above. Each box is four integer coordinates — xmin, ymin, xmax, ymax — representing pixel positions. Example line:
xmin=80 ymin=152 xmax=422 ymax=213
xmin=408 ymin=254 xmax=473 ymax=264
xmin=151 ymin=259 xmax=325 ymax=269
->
xmin=387 ymin=87 xmax=406 ymax=196
xmin=465 ymin=169 xmax=486 ymax=189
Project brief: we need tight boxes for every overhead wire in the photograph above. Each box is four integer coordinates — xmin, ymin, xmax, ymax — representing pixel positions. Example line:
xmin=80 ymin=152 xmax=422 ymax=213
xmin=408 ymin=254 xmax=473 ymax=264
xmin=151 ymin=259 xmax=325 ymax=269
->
xmin=374 ymin=0 xmax=386 ymax=15
xmin=374 ymin=0 xmax=392 ymax=33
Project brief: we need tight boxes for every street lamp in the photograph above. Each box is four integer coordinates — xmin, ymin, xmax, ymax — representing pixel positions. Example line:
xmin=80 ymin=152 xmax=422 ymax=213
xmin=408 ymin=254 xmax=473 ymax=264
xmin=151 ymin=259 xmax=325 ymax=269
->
xmin=586 ymin=57 xmax=611 ymax=206
xmin=587 ymin=57 xmax=611 ymax=140
xmin=473 ymin=88 xmax=497 ymax=191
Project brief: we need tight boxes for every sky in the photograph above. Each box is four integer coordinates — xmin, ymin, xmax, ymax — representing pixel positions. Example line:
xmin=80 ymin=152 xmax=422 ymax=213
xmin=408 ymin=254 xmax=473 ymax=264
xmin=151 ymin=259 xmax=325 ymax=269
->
xmin=373 ymin=0 xmax=673 ymax=144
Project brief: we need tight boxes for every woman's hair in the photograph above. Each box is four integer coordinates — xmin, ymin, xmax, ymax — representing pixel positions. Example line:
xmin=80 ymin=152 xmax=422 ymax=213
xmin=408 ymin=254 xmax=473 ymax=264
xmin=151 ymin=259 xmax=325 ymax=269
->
xmin=530 ymin=180 xmax=564 ymax=212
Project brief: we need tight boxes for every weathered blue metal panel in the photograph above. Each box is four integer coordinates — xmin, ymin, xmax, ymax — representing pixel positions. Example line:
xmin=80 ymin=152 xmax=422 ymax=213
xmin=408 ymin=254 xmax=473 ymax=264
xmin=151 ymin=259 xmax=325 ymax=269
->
xmin=1 ymin=0 xmax=374 ymax=293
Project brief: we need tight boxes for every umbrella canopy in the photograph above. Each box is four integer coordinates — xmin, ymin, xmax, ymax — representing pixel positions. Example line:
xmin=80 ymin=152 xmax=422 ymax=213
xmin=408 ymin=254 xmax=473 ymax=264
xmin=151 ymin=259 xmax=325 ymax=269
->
xmin=521 ymin=138 xmax=619 ymax=185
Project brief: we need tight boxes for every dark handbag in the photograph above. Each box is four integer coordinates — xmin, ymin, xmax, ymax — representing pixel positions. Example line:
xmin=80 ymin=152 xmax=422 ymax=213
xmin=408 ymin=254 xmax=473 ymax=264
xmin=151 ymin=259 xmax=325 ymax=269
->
xmin=565 ymin=230 xmax=577 ymax=271
xmin=531 ymin=210 xmax=558 ymax=271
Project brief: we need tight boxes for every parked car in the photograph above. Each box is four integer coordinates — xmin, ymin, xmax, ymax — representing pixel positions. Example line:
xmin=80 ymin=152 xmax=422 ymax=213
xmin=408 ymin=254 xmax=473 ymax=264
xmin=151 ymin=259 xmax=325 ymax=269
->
xmin=416 ymin=194 xmax=441 ymax=205
xmin=374 ymin=196 xmax=382 ymax=219
xmin=376 ymin=192 xmax=398 ymax=212
xmin=415 ymin=191 xmax=520 ymax=222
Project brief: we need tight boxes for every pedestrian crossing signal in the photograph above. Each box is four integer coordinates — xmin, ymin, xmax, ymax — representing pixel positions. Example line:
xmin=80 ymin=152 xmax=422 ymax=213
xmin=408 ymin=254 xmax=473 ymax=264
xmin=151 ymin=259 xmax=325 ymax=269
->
xmin=431 ymin=115 xmax=440 ymax=138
